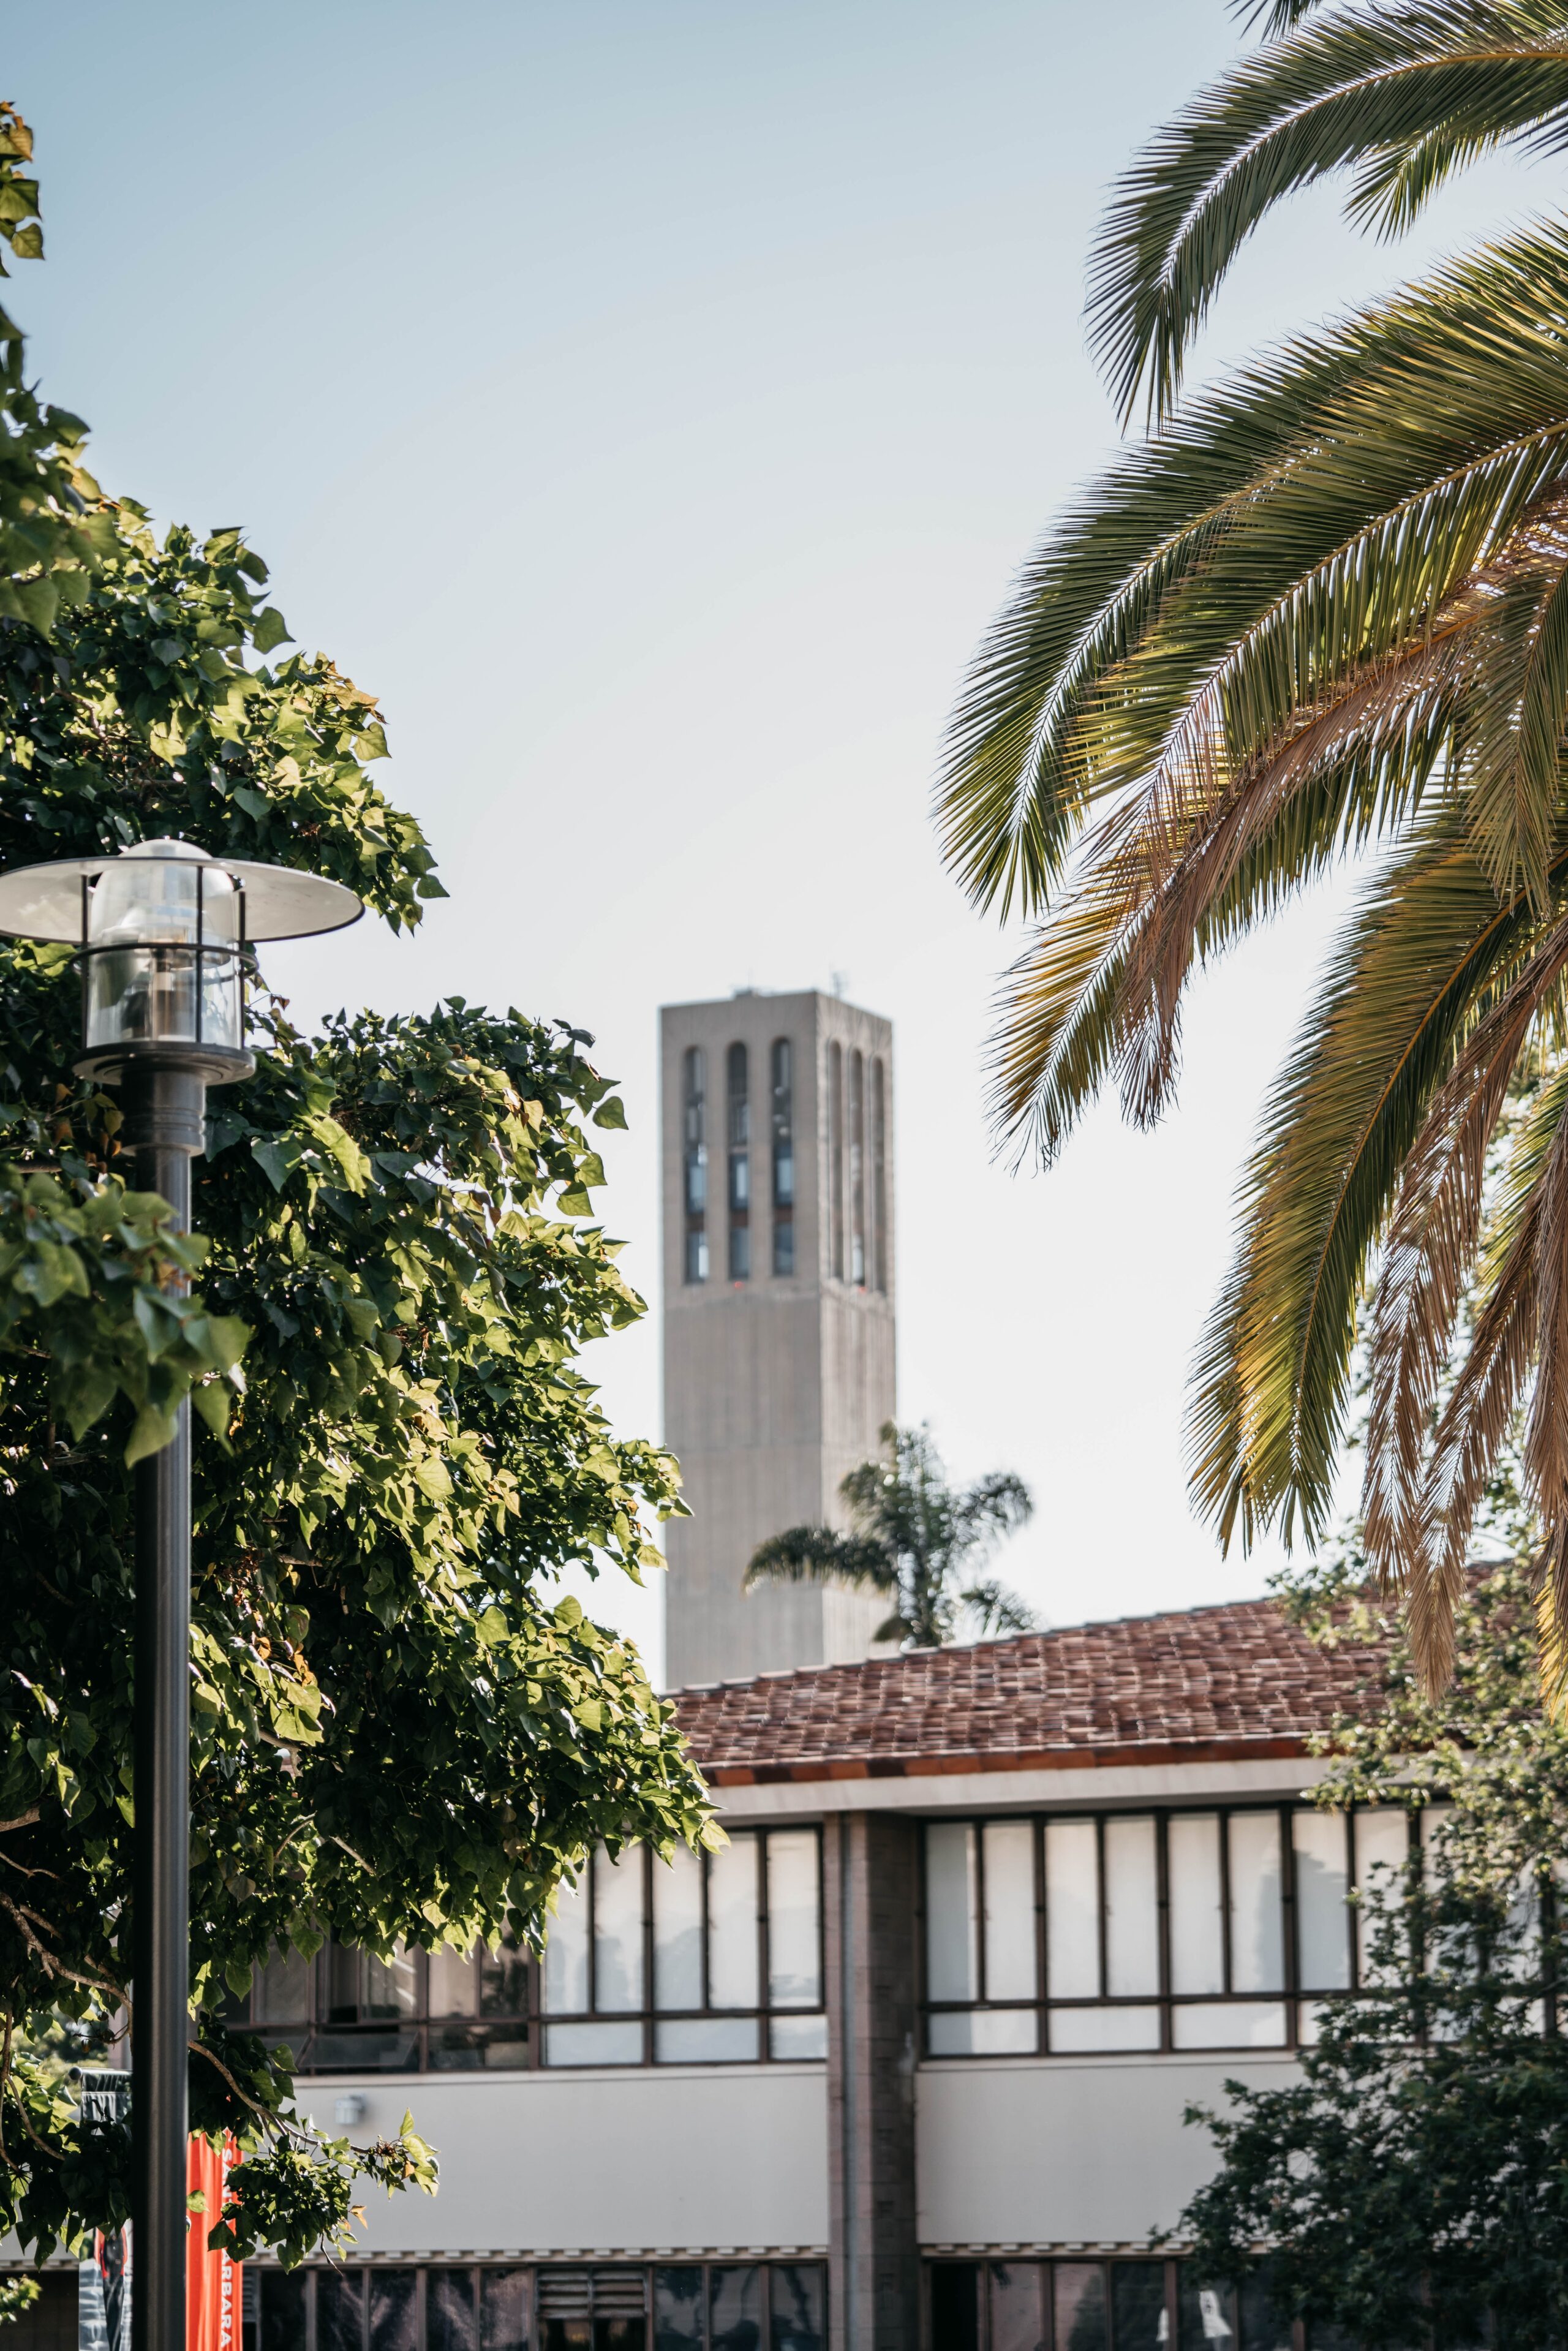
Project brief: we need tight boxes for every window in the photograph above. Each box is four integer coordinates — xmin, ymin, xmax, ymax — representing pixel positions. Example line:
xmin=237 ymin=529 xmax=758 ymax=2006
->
xmin=237 ymin=1937 xmax=529 ymax=2074
xmin=541 ymin=1830 xmax=826 ymax=2066
xmin=925 ymin=2259 xmax=1292 ymax=2351
xmin=848 ymin=1050 xmax=865 ymax=1286
xmin=726 ymin=1044 xmax=749 ymax=1282
xmin=771 ymin=1040 xmax=794 ymax=1277
xmin=247 ymin=2263 xmax=825 ymax=2351
xmin=682 ymin=1049 xmax=707 ymax=1284
xmin=922 ymin=1806 xmax=1420 ymax=2056
xmin=870 ymin=1055 xmax=887 ymax=1294
xmin=827 ymin=1043 xmax=843 ymax=1280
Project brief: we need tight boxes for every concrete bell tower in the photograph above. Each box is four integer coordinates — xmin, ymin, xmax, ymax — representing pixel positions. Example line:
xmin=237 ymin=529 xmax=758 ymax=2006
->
xmin=660 ymin=989 xmax=896 ymax=1688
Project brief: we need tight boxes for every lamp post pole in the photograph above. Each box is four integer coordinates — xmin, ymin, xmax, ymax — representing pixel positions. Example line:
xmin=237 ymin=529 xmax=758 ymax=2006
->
xmin=0 ymin=839 xmax=363 ymax=2351
xmin=125 ymin=1061 xmax=207 ymax=2351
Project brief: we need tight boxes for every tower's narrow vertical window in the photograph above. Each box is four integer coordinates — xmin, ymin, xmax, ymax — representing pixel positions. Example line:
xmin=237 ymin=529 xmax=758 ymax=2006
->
xmin=827 ymin=1042 xmax=844 ymax=1280
xmin=872 ymin=1055 xmax=888 ymax=1294
xmin=849 ymin=1049 xmax=866 ymax=1286
xmin=727 ymin=1042 xmax=750 ymax=1281
xmin=771 ymin=1039 xmax=794 ymax=1277
xmin=682 ymin=1047 xmax=707 ymax=1283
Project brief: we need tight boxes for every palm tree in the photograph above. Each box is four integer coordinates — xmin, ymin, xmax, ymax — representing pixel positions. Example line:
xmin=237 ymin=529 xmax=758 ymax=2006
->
xmin=744 ymin=1422 xmax=1035 ymax=1649
xmin=935 ymin=1 xmax=1568 ymax=1691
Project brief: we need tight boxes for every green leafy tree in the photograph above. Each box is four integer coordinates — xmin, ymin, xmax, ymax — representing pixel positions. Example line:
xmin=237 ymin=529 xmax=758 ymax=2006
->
xmin=1178 ymin=1557 xmax=1568 ymax=2345
xmin=933 ymin=1 xmax=1568 ymax=1688
xmin=744 ymin=1421 xmax=1035 ymax=1648
xmin=0 ymin=112 xmax=713 ymax=2270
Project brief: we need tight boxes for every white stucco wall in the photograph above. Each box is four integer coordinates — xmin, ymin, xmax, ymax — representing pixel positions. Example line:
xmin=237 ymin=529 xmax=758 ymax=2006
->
xmin=295 ymin=2065 xmax=829 ymax=2257
xmin=916 ymin=2053 xmax=1300 ymax=2248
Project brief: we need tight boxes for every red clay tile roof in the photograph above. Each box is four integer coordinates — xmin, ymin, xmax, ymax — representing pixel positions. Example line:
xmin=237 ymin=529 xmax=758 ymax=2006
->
xmin=674 ymin=1597 xmax=1378 ymax=1784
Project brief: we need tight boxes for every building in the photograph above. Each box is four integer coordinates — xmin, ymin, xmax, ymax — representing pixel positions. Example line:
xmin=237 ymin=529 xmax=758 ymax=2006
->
xmin=61 ymin=1594 xmax=1379 ymax=2351
xmin=660 ymin=991 xmax=896 ymax=1688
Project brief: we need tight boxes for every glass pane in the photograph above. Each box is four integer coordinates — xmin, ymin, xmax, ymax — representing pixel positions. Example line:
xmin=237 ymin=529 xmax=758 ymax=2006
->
xmin=1044 ymin=1818 xmax=1099 ymax=1999
xmin=769 ymin=2013 xmax=828 ymax=2059
xmin=653 ymin=1844 xmax=704 ymax=2012
xmin=1054 ymin=2263 xmax=1108 ymax=2351
xmin=1238 ymin=2265 xmax=1291 ymax=2351
xmin=1170 ymin=2001 xmax=1287 ymax=2049
xmin=929 ymin=2266 xmax=979 ymax=2351
xmin=480 ymin=2272 xmax=530 ymax=2351
xmin=252 ymin=1947 xmax=311 ymax=2025
xmin=480 ymin=1935 xmax=528 ymax=2019
xmin=710 ymin=2266 xmax=764 ymax=2351
xmin=927 ymin=2007 xmax=1037 ymax=2055
xmin=428 ymin=2021 xmax=529 ymax=2070
xmin=428 ymin=1945 xmax=479 ymax=2017
xmin=543 ymin=2326 xmax=592 ymax=2351
xmin=318 ymin=2272 xmax=364 ymax=2351
xmin=260 ymin=2273 xmax=306 ymax=2351
xmin=654 ymin=2017 xmax=758 ymax=2062
xmin=428 ymin=2272 xmax=477 ymax=2351
xmin=771 ymin=2265 xmax=824 ymax=2351
xmin=1292 ymin=1811 xmax=1351 ymax=1991
xmin=546 ymin=1868 xmax=590 ymax=2013
xmin=925 ymin=1824 xmax=979 ymax=2002
xmin=594 ymin=1847 xmax=645 ymax=2012
xmin=1179 ymin=2275 xmax=1237 ymax=2350
xmin=362 ymin=1947 xmax=417 ymax=2019
xmin=982 ymin=1823 xmax=1036 ymax=2002
xmin=707 ymin=1836 xmax=760 ymax=2010
xmin=990 ymin=2260 xmax=1048 ymax=2351
xmin=653 ymin=2269 xmax=703 ymax=2351
xmin=1111 ymin=2263 xmax=1167 ymax=2351
xmin=1048 ymin=2004 xmax=1160 ymax=2051
xmin=1354 ymin=1808 xmax=1409 ymax=1983
xmin=595 ymin=2322 xmax=646 ymax=2351
xmin=1227 ymin=1815 xmax=1284 ymax=1994
xmin=766 ymin=1832 xmax=821 ymax=2008
xmin=545 ymin=2021 xmax=643 ymax=2066
xmin=369 ymin=2272 xmax=416 ymax=2351
xmin=1168 ymin=1815 xmax=1224 ymax=1995
xmin=1104 ymin=1817 xmax=1159 ymax=1997
xmin=325 ymin=1942 xmax=361 ymax=2020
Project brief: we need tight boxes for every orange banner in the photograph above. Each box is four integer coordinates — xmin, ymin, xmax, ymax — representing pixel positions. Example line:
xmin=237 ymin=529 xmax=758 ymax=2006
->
xmin=186 ymin=2135 xmax=242 ymax=2351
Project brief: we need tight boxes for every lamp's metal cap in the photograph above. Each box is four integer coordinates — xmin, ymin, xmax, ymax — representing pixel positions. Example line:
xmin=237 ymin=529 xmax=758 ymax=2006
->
xmin=0 ymin=839 xmax=366 ymax=943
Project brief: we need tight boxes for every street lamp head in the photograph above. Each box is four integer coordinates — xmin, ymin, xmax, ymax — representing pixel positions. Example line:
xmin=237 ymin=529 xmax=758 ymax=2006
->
xmin=0 ymin=837 xmax=363 ymax=1087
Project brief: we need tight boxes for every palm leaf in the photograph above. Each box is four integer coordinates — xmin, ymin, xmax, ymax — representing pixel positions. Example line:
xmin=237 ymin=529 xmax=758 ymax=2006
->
xmin=1087 ymin=1 xmax=1568 ymax=422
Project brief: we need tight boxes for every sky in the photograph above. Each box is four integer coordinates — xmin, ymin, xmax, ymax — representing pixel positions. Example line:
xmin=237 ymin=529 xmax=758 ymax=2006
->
xmin=7 ymin=2 xmax=1553 ymax=1678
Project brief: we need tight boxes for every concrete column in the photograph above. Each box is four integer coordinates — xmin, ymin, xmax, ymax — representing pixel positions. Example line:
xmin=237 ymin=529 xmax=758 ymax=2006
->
xmin=826 ymin=1812 xmax=919 ymax=2351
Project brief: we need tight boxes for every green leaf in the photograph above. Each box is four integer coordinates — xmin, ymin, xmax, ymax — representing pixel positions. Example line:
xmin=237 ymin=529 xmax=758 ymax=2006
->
xmin=252 ymin=607 xmax=291 ymax=653
xmin=251 ymin=1136 xmax=304 ymax=1191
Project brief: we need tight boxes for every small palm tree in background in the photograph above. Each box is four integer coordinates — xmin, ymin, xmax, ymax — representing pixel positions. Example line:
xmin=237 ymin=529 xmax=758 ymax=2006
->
xmin=744 ymin=1421 xmax=1036 ymax=1649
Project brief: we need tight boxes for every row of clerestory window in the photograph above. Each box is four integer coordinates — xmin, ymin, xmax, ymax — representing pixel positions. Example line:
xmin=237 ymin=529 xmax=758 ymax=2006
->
xmin=681 ymin=1040 xmax=886 ymax=1289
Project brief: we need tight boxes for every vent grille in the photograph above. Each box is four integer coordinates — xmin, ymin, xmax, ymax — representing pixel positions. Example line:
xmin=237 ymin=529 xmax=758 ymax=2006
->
xmin=591 ymin=2271 xmax=647 ymax=2316
xmin=537 ymin=2271 xmax=590 ymax=2319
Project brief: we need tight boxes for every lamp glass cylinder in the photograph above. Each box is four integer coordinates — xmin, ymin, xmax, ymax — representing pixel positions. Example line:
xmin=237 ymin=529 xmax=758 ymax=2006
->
xmin=83 ymin=856 xmax=243 ymax=1054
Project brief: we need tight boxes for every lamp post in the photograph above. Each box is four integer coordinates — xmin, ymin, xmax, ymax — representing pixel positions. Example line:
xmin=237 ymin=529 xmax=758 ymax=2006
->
xmin=0 ymin=838 xmax=361 ymax=2351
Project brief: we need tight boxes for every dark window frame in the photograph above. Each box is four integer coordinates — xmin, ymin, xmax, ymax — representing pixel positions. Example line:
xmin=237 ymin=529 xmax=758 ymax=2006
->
xmin=540 ymin=1827 xmax=829 ymax=2069
xmin=726 ymin=1043 xmax=749 ymax=1283
xmin=238 ymin=1939 xmax=532 ymax=2078
xmin=682 ymin=1047 xmax=708 ymax=1285
xmin=922 ymin=2255 xmax=1303 ymax=2351
xmin=918 ymin=1804 xmax=1428 ymax=2059
xmin=249 ymin=2259 xmax=827 ymax=2351
xmin=771 ymin=1038 xmax=794 ymax=1278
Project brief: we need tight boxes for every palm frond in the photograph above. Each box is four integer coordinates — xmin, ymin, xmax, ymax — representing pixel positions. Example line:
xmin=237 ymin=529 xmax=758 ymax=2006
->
xmin=958 ymin=1580 xmax=1038 ymax=1636
xmin=742 ymin=1525 xmax=895 ymax=1593
xmin=941 ymin=218 xmax=1568 ymax=928
xmin=1186 ymin=813 xmax=1546 ymax=1550
xmin=1088 ymin=1 xmax=1568 ymax=421
xmin=1363 ymin=907 xmax=1568 ymax=1594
